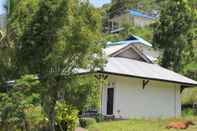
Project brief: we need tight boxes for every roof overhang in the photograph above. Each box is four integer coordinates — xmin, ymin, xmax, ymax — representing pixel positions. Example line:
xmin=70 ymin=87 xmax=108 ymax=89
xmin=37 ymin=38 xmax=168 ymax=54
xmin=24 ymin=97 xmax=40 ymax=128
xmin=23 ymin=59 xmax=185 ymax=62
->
xmin=99 ymin=71 xmax=197 ymax=87
xmin=79 ymin=71 xmax=197 ymax=88
xmin=77 ymin=57 xmax=197 ymax=88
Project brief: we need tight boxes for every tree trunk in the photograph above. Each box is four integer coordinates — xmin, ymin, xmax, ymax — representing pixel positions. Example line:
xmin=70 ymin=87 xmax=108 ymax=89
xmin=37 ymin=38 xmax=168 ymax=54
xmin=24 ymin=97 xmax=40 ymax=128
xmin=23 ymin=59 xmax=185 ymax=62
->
xmin=4 ymin=121 xmax=9 ymax=131
xmin=42 ymin=78 xmax=59 ymax=131
xmin=24 ymin=119 xmax=30 ymax=131
xmin=49 ymin=106 xmax=56 ymax=131
xmin=39 ymin=79 xmax=55 ymax=131
xmin=48 ymin=100 xmax=56 ymax=131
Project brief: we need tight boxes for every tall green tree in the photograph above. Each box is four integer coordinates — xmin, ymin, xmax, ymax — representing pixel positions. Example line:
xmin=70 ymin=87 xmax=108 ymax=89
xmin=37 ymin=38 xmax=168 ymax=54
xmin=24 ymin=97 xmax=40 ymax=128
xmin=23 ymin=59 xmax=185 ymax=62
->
xmin=0 ymin=0 xmax=25 ymax=84
xmin=0 ymin=0 xmax=38 ymax=84
xmin=153 ymin=0 xmax=196 ymax=72
xmin=7 ymin=0 xmax=20 ymax=16
xmin=11 ymin=0 xmax=104 ymax=130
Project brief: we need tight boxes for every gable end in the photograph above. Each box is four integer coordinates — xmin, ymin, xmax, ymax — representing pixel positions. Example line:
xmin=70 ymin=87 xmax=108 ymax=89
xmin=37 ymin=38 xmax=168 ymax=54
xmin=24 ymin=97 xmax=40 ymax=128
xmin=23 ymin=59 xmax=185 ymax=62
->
xmin=110 ymin=45 xmax=153 ymax=63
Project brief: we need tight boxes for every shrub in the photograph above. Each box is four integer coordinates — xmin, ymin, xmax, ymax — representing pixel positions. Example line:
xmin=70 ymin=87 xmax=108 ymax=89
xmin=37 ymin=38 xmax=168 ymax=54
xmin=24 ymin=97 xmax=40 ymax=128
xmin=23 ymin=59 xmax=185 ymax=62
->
xmin=182 ymin=108 xmax=194 ymax=117
xmin=95 ymin=113 xmax=105 ymax=122
xmin=55 ymin=101 xmax=78 ymax=131
xmin=79 ymin=117 xmax=96 ymax=128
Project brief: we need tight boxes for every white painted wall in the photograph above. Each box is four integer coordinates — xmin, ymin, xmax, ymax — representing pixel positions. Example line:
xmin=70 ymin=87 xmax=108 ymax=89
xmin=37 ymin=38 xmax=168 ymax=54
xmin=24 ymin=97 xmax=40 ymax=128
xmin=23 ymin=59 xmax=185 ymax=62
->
xmin=101 ymin=75 xmax=181 ymax=118
xmin=110 ymin=13 xmax=154 ymax=29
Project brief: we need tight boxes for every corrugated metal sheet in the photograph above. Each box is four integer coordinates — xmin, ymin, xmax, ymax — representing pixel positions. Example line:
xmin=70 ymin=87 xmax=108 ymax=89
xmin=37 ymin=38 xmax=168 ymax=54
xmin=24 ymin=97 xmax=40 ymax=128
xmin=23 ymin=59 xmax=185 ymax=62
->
xmin=132 ymin=35 xmax=152 ymax=47
xmin=77 ymin=57 xmax=197 ymax=86
xmin=128 ymin=9 xmax=155 ymax=19
xmin=107 ymin=35 xmax=152 ymax=47
xmin=104 ymin=44 xmax=128 ymax=56
xmin=102 ymin=57 xmax=197 ymax=86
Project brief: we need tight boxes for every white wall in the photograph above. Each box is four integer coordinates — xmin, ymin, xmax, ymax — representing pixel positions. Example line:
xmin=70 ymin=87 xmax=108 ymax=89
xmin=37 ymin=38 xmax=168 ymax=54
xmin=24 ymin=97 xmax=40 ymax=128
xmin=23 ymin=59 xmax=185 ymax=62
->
xmin=101 ymin=75 xmax=181 ymax=118
xmin=110 ymin=13 xmax=154 ymax=29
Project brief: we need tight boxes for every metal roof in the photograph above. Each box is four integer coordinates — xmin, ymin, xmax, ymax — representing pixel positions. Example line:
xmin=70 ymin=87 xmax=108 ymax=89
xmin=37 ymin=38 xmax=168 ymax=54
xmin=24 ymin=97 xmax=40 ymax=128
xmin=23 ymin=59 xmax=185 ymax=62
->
xmin=104 ymin=44 xmax=128 ymax=56
xmin=104 ymin=42 xmax=152 ymax=59
xmin=80 ymin=36 xmax=197 ymax=86
xmin=107 ymin=35 xmax=152 ymax=47
xmin=128 ymin=9 xmax=156 ymax=19
xmin=100 ymin=57 xmax=197 ymax=86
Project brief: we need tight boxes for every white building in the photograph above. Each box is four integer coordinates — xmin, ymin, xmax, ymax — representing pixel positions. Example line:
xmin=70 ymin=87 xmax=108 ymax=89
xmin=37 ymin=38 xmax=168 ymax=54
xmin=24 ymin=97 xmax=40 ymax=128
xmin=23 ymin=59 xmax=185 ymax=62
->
xmin=105 ymin=9 xmax=158 ymax=33
xmin=85 ymin=39 xmax=197 ymax=119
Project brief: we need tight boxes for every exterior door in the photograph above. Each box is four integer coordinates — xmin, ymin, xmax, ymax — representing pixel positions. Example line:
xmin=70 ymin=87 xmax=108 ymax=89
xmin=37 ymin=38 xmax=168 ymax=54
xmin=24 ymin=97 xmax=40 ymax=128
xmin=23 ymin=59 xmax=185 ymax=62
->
xmin=107 ymin=88 xmax=114 ymax=115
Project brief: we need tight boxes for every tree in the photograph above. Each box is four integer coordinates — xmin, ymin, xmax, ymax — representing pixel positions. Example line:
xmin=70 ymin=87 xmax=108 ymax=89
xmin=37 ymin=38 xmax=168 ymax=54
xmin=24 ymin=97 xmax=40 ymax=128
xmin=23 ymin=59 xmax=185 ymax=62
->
xmin=63 ymin=75 xmax=101 ymax=111
xmin=0 ymin=75 xmax=44 ymax=131
xmin=0 ymin=0 xmax=25 ymax=84
xmin=109 ymin=0 xmax=137 ymax=17
xmin=11 ymin=0 xmax=104 ymax=130
xmin=153 ymin=0 xmax=196 ymax=72
xmin=7 ymin=0 xmax=20 ymax=16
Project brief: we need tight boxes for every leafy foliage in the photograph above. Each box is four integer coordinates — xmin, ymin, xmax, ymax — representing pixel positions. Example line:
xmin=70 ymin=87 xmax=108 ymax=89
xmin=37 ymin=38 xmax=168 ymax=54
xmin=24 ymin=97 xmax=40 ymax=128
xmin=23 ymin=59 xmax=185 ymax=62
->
xmin=0 ymin=46 xmax=16 ymax=84
xmin=182 ymin=88 xmax=197 ymax=105
xmin=0 ymin=0 xmax=39 ymax=84
xmin=182 ymin=108 xmax=195 ymax=117
xmin=55 ymin=101 xmax=78 ymax=131
xmin=10 ymin=0 xmax=104 ymax=130
xmin=104 ymin=22 xmax=153 ymax=44
xmin=109 ymin=0 xmax=162 ymax=18
xmin=79 ymin=117 xmax=96 ymax=128
xmin=7 ymin=0 xmax=21 ymax=16
xmin=64 ymin=75 xmax=101 ymax=111
xmin=95 ymin=113 xmax=105 ymax=122
xmin=153 ymin=0 xmax=196 ymax=72
xmin=0 ymin=75 xmax=45 ymax=131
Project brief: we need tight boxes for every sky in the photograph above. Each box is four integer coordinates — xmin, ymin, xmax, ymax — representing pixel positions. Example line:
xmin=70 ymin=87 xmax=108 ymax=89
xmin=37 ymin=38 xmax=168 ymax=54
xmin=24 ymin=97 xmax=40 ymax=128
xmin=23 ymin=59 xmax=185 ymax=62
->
xmin=0 ymin=0 xmax=111 ymax=15
xmin=90 ymin=0 xmax=111 ymax=7
xmin=0 ymin=0 xmax=6 ymax=15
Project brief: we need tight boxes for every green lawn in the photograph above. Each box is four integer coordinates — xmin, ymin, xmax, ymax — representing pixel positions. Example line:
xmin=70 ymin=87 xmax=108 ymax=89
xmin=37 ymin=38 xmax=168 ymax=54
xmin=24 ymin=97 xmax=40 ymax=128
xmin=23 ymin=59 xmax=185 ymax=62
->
xmin=88 ymin=117 xmax=197 ymax=131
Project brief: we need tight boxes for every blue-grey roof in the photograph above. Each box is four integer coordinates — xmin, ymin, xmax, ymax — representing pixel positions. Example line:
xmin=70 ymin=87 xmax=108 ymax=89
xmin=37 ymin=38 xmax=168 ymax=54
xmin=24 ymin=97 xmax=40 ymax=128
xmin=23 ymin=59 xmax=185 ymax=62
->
xmin=77 ymin=57 xmax=197 ymax=86
xmin=128 ymin=9 xmax=155 ymax=19
xmin=103 ymin=57 xmax=197 ymax=86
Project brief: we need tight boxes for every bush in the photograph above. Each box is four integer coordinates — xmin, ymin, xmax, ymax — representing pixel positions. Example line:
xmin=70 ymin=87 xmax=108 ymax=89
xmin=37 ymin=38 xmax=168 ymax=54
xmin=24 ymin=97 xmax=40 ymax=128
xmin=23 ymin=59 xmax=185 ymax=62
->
xmin=79 ymin=117 xmax=96 ymax=128
xmin=182 ymin=108 xmax=194 ymax=117
xmin=95 ymin=113 xmax=105 ymax=122
xmin=55 ymin=101 xmax=78 ymax=131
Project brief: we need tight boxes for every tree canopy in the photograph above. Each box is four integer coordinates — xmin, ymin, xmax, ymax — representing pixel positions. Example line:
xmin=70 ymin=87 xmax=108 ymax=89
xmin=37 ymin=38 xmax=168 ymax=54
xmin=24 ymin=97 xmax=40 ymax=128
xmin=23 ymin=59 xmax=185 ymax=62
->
xmin=153 ymin=0 xmax=196 ymax=72
xmin=1 ymin=0 xmax=105 ymax=130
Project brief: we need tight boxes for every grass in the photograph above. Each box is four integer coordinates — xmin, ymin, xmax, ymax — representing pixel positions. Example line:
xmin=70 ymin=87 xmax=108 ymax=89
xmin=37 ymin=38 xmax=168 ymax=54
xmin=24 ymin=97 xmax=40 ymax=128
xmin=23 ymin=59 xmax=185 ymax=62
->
xmin=88 ymin=117 xmax=197 ymax=131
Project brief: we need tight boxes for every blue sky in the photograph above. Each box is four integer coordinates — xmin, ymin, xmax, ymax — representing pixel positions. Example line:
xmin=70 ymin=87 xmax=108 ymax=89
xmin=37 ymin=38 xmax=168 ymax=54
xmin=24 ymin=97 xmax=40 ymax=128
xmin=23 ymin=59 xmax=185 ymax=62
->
xmin=0 ymin=0 xmax=111 ymax=15
xmin=90 ymin=0 xmax=111 ymax=7
xmin=0 ymin=0 xmax=6 ymax=14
